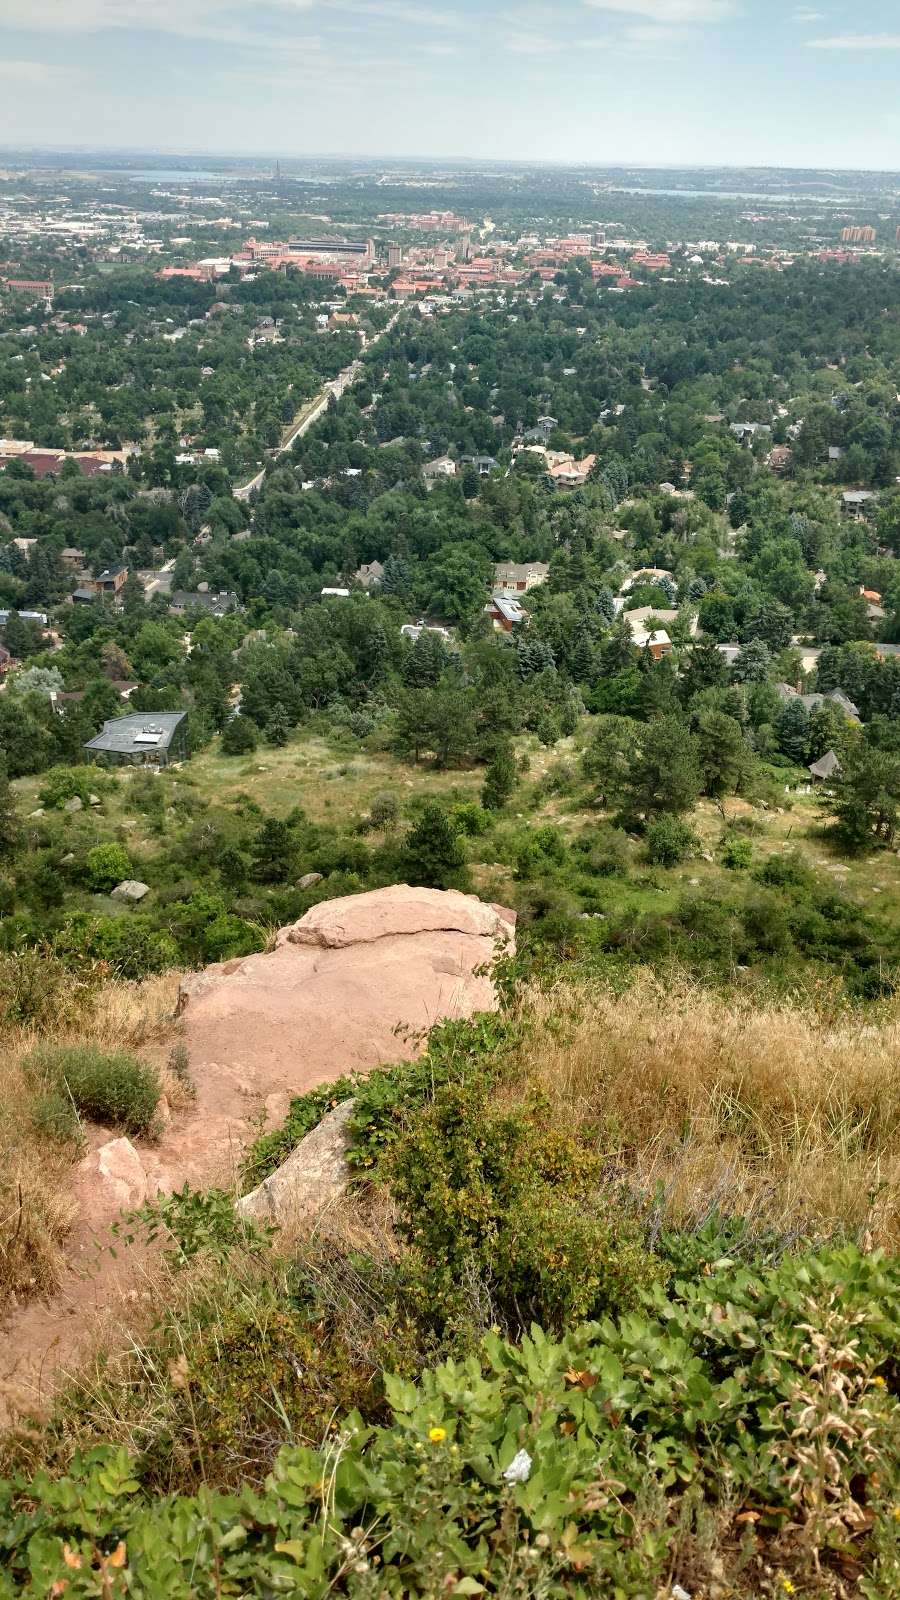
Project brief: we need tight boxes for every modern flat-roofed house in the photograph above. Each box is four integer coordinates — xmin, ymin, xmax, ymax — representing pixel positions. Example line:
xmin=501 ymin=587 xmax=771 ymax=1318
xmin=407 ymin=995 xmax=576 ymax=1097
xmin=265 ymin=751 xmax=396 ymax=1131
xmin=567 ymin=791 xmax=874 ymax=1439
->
xmin=84 ymin=711 xmax=188 ymax=768
xmin=169 ymin=589 xmax=239 ymax=618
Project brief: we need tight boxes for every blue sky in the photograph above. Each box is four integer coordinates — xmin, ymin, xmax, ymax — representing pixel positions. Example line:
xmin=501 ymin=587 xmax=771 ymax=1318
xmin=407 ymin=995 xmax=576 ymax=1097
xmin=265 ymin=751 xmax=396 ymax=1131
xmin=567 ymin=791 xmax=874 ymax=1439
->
xmin=1 ymin=0 xmax=900 ymax=169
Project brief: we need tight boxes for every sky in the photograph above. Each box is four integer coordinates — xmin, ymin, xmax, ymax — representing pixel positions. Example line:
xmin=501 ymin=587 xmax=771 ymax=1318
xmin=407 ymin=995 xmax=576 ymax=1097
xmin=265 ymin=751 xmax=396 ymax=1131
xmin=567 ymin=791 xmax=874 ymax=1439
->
xmin=1 ymin=0 xmax=900 ymax=170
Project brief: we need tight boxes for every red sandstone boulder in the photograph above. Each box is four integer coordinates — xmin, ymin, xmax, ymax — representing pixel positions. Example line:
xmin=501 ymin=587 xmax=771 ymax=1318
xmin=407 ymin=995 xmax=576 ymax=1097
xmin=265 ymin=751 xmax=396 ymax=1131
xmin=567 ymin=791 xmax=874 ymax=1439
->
xmin=175 ymin=886 xmax=515 ymax=1128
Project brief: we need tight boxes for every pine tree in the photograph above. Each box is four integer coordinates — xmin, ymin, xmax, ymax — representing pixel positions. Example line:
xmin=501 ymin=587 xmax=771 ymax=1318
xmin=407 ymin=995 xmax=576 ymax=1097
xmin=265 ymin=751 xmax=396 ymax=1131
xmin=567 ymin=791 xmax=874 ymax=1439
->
xmin=267 ymin=704 xmax=291 ymax=747
xmin=774 ymin=698 xmax=810 ymax=764
xmin=381 ymin=553 xmax=412 ymax=596
xmin=221 ymin=714 xmax=258 ymax=756
xmin=571 ymin=631 xmax=595 ymax=685
xmin=732 ymin=638 xmax=771 ymax=684
xmin=403 ymin=801 xmax=465 ymax=889
xmin=481 ymin=741 xmax=517 ymax=810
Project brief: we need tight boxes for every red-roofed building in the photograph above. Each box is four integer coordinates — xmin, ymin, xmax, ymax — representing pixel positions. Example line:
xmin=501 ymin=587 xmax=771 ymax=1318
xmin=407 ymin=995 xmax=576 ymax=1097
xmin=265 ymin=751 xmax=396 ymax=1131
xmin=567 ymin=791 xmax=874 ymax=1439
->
xmin=2 ymin=277 xmax=52 ymax=300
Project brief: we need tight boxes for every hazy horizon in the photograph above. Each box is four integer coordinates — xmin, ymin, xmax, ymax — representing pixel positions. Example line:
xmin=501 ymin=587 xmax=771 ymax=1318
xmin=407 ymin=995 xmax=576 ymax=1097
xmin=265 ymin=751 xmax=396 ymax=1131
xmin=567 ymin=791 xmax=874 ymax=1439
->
xmin=2 ymin=1 xmax=900 ymax=171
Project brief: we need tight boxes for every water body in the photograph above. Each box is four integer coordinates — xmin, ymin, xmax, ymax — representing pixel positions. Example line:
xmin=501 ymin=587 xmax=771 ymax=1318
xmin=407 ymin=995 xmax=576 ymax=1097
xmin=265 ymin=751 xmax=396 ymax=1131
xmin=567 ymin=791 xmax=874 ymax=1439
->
xmin=609 ymin=185 xmax=855 ymax=204
xmin=131 ymin=169 xmax=228 ymax=183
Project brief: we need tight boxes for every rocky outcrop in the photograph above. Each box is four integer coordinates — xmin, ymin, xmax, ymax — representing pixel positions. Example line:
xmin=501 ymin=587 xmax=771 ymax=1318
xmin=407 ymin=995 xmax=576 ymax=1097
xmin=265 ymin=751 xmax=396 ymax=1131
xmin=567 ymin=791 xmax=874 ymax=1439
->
xmin=236 ymin=1099 xmax=355 ymax=1229
xmin=75 ymin=1138 xmax=151 ymax=1218
xmin=1 ymin=887 xmax=513 ymax=1420
xmin=177 ymin=885 xmax=515 ymax=1104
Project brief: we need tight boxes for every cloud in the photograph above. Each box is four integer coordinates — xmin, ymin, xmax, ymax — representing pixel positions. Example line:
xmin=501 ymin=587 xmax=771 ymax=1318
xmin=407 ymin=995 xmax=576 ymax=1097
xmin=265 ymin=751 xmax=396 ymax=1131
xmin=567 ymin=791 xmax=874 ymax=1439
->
xmin=506 ymin=32 xmax=562 ymax=53
xmin=583 ymin=0 xmax=736 ymax=20
xmin=0 ymin=58 xmax=76 ymax=83
xmin=808 ymin=32 xmax=900 ymax=48
xmin=792 ymin=7 xmax=825 ymax=19
xmin=320 ymin=0 xmax=462 ymax=24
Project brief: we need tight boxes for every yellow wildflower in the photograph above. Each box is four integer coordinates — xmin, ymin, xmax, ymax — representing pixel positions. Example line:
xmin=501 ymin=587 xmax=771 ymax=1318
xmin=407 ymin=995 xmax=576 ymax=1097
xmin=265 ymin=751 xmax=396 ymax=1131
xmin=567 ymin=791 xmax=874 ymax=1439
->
xmin=872 ymin=1375 xmax=886 ymax=1388
xmin=428 ymin=1426 xmax=447 ymax=1443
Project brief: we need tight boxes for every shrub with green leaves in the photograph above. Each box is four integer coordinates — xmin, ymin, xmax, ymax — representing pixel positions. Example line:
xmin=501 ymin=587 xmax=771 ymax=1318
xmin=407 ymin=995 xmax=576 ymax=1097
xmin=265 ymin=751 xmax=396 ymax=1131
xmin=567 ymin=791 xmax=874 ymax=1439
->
xmin=645 ymin=813 xmax=699 ymax=867
xmin=3 ymin=1246 xmax=899 ymax=1599
xmin=388 ymin=1072 xmax=654 ymax=1336
xmin=25 ymin=1045 xmax=161 ymax=1137
xmin=721 ymin=833 xmax=754 ymax=870
xmin=84 ymin=842 xmax=133 ymax=893
xmin=38 ymin=766 xmax=107 ymax=810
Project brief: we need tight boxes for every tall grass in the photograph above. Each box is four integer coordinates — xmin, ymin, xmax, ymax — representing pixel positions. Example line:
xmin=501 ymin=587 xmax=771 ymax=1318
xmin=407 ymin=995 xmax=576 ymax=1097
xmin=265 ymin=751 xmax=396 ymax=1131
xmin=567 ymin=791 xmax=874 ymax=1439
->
xmin=516 ymin=971 xmax=900 ymax=1248
xmin=0 ymin=972 xmax=182 ymax=1303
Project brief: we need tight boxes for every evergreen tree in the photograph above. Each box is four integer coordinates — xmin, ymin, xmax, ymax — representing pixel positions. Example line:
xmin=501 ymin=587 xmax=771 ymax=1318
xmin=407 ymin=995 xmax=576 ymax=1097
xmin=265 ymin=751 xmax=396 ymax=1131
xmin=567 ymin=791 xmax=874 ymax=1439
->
xmin=2 ymin=611 xmax=31 ymax=660
xmin=381 ymin=553 xmax=412 ymax=596
xmin=403 ymin=801 xmax=465 ymax=889
xmin=251 ymin=817 xmax=299 ymax=883
xmin=571 ymin=630 xmax=595 ymax=684
xmin=833 ymin=743 xmax=900 ymax=850
xmin=481 ymin=741 xmax=517 ymax=810
xmin=732 ymin=638 xmax=771 ymax=685
xmin=624 ymin=717 xmax=702 ymax=820
xmin=267 ymin=704 xmax=291 ymax=747
xmin=221 ymin=714 xmax=258 ymax=756
xmin=774 ymin=697 xmax=810 ymax=764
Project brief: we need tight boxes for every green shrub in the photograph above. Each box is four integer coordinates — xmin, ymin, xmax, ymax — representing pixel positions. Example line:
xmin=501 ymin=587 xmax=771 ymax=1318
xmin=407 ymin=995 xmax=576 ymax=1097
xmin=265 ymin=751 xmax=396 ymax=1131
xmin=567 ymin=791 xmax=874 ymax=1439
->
xmin=645 ymin=814 xmax=698 ymax=867
xmin=25 ymin=1045 xmax=161 ymax=1136
xmin=388 ymin=1072 xmax=655 ymax=1336
xmin=369 ymin=791 xmax=400 ymax=830
xmin=84 ymin=842 xmax=133 ymax=892
xmin=755 ymin=851 xmax=814 ymax=890
xmin=242 ymin=1014 xmax=514 ymax=1190
xmin=5 ymin=1245 xmax=898 ymax=1599
xmin=449 ymin=801 xmax=489 ymax=837
xmin=54 ymin=914 xmax=178 ymax=979
xmin=202 ymin=913 xmax=263 ymax=962
xmin=721 ymin=833 xmax=753 ymax=870
xmin=38 ymin=766 xmax=106 ymax=810
xmin=576 ymin=823 xmax=631 ymax=877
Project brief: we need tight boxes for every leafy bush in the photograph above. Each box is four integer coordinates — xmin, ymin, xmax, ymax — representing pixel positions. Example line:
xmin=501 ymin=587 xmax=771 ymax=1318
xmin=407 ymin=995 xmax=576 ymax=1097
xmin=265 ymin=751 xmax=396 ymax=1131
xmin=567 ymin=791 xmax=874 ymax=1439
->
xmin=5 ymin=1246 xmax=899 ymax=1599
xmin=0 ymin=947 xmax=101 ymax=1027
xmin=38 ymin=766 xmax=106 ymax=810
xmin=241 ymin=1076 xmax=358 ymax=1189
xmin=388 ymin=1072 xmax=654 ymax=1336
xmin=54 ymin=915 xmax=179 ymax=979
xmin=84 ymin=842 xmax=133 ymax=892
xmin=202 ymin=913 xmax=262 ymax=963
xmin=24 ymin=1045 xmax=161 ymax=1136
xmin=721 ymin=833 xmax=753 ymax=870
xmin=368 ymin=791 xmax=400 ymax=830
xmin=645 ymin=814 xmax=698 ymax=867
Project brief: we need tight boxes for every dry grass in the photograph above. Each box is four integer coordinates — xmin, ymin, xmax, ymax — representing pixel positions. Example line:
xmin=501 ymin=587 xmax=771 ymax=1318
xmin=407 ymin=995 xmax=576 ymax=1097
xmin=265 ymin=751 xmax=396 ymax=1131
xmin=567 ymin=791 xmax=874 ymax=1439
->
xmin=515 ymin=971 xmax=900 ymax=1249
xmin=0 ymin=972 xmax=182 ymax=1305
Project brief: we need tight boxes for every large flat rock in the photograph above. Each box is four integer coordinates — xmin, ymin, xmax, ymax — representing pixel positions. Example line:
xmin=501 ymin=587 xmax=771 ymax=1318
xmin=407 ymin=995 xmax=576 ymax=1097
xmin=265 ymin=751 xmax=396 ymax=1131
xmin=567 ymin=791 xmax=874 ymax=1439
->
xmin=177 ymin=885 xmax=515 ymax=1113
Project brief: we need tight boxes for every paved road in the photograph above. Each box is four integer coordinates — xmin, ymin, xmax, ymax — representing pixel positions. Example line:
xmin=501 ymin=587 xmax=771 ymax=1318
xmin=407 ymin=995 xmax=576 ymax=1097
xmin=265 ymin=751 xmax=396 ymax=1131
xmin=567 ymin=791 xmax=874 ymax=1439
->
xmin=141 ymin=556 xmax=176 ymax=596
xmin=233 ymin=310 xmax=401 ymax=502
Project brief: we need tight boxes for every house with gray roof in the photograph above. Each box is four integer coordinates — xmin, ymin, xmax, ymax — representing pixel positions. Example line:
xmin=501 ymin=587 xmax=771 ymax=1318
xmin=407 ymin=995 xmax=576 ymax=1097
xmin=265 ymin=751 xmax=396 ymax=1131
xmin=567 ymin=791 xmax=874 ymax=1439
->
xmin=84 ymin=711 xmax=188 ymax=767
